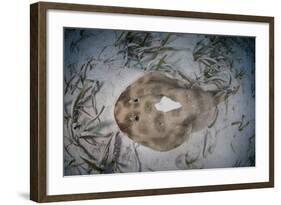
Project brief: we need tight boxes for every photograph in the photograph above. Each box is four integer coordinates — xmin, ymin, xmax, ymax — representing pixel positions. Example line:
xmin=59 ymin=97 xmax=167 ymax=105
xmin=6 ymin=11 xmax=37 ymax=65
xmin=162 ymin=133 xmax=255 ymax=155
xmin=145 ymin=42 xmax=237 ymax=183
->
xmin=30 ymin=2 xmax=274 ymax=202
xmin=63 ymin=28 xmax=256 ymax=176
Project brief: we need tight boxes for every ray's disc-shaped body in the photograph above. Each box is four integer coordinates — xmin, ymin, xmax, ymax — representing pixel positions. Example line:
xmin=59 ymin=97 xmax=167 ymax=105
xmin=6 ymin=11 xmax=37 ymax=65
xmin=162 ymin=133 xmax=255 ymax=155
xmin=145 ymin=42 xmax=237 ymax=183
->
xmin=114 ymin=72 xmax=224 ymax=152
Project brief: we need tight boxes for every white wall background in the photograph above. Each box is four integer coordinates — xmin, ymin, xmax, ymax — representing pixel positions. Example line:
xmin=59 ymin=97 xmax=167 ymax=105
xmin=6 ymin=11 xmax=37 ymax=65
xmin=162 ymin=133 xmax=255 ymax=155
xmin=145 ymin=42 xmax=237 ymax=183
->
xmin=0 ymin=0 xmax=279 ymax=204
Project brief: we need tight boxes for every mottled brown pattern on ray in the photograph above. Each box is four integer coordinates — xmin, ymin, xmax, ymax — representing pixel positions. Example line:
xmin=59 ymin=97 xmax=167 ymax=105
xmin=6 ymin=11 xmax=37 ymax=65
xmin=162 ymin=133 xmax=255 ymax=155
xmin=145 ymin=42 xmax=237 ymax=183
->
xmin=114 ymin=72 xmax=229 ymax=152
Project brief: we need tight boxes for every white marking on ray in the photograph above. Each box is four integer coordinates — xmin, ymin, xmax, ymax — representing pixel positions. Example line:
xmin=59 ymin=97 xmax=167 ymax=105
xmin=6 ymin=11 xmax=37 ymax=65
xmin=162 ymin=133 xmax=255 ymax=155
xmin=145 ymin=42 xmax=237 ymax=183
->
xmin=154 ymin=96 xmax=182 ymax=113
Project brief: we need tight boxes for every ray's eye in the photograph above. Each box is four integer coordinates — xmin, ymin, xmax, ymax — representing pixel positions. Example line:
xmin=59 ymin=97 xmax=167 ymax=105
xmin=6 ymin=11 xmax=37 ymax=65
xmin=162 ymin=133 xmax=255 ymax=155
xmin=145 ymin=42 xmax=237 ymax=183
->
xmin=129 ymin=97 xmax=139 ymax=104
xmin=129 ymin=115 xmax=140 ymax=122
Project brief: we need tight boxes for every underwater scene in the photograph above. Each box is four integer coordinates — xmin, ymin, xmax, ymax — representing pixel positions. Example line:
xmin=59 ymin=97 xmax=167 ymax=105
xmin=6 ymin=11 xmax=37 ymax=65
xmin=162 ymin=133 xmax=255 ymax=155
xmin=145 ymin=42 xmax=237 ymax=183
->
xmin=63 ymin=28 xmax=255 ymax=176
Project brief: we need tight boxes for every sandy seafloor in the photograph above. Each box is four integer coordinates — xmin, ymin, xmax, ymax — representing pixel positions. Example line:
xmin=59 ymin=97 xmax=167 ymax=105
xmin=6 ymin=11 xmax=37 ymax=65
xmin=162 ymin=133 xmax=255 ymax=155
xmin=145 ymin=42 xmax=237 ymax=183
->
xmin=63 ymin=28 xmax=255 ymax=176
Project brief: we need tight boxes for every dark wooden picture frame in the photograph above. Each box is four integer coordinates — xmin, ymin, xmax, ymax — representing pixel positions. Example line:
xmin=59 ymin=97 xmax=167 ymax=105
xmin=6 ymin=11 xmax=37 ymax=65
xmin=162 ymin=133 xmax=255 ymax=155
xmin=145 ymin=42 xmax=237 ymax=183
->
xmin=30 ymin=1 xmax=274 ymax=202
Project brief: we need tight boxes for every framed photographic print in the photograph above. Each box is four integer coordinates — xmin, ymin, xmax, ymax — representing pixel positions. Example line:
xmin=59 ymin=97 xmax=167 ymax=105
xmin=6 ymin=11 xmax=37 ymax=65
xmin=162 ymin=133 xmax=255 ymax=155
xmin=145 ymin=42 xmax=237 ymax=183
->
xmin=30 ymin=1 xmax=274 ymax=202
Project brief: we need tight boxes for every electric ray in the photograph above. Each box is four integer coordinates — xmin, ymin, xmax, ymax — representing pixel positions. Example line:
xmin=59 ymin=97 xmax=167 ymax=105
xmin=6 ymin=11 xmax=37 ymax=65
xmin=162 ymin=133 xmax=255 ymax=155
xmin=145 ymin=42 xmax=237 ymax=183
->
xmin=114 ymin=72 xmax=231 ymax=152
